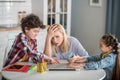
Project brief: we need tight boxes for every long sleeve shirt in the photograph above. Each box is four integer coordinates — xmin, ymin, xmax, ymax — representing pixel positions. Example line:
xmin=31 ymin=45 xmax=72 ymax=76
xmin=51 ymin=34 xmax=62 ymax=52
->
xmin=4 ymin=33 xmax=44 ymax=67
xmin=52 ymin=37 xmax=89 ymax=59
xmin=84 ymin=52 xmax=116 ymax=80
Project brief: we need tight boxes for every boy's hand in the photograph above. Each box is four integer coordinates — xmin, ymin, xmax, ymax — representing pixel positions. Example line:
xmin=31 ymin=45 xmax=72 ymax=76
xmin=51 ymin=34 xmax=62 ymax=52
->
xmin=50 ymin=57 xmax=60 ymax=64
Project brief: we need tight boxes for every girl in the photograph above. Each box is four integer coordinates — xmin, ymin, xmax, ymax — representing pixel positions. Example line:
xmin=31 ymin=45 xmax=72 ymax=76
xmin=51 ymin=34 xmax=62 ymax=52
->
xmin=68 ymin=34 xmax=120 ymax=80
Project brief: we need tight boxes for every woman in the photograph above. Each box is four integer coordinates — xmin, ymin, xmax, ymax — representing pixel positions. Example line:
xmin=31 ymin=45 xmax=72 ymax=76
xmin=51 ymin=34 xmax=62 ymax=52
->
xmin=44 ymin=24 xmax=89 ymax=60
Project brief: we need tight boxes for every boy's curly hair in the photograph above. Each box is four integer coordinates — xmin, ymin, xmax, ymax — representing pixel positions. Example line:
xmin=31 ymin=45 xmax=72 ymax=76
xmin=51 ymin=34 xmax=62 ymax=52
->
xmin=21 ymin=14 xmax=45 ymax=33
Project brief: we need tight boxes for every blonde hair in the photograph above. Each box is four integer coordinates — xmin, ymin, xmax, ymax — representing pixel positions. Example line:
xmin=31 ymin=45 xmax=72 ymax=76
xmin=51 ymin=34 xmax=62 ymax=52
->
xmin=48 ymin=24 xmax=69 ymax=54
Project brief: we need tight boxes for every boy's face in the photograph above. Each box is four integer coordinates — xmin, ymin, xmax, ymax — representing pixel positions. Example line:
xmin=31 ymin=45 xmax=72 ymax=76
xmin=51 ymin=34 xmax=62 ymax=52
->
xmin=25 ymin=28 xmax=40 ymax=39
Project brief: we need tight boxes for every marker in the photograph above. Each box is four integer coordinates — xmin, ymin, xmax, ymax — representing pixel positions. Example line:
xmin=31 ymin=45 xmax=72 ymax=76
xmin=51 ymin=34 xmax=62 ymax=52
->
xmin=27 ymin=65 xmax=37 ymax=73
xmin=42 ymin=57 xmax=44 ymax=63
xmin=68 ymin=52 xmax=74 ymax=58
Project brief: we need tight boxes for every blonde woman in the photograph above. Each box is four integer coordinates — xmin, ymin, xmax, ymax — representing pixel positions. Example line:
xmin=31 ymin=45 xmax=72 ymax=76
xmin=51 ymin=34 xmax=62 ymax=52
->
xmin=44 ymin=24 xmax=89 ymax=61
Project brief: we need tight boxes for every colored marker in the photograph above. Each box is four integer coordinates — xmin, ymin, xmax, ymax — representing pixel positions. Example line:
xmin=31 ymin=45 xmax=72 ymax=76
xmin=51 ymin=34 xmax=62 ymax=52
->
xmin=68 ymin=52 xmax=74 ymax=58
xmin=27 ymin=65 xmax=37 ymax=73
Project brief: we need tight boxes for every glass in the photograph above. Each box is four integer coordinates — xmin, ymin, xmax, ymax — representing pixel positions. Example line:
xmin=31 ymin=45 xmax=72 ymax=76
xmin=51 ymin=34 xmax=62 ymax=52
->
xmin=60 ymin=14 xmax=67 ymax=30
xmin=0 ymin=0 xmax=27 ymax=27
xmin=60 ymin=0 xmax=67 ymax=12
xmin=47 ymin=14 xmax=55 ymax=25
xmin=48 ymin=0 xmax=56 ymax=13
xmin=37 ymin=62 xmax=47 ymax=73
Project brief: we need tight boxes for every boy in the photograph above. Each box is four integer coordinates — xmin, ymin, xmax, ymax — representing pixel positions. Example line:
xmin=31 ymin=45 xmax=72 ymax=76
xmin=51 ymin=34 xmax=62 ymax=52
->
xmin=4 ymin=14 xmax=57 ymax=67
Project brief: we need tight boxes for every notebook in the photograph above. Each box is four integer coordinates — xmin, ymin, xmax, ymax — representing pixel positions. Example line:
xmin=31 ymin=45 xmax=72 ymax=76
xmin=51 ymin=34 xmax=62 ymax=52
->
xmin=47 ymin=60 xmax=82 ymax=71
xmin=3 ymin=64 xmax=31 ymax=73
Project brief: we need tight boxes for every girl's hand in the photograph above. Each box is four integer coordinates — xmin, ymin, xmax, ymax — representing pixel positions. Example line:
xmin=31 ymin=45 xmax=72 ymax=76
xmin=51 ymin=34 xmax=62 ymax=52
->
xmin=67 ymin=63 xmax=85 ymax=68
xmin=75 ymin=57 xmax=87 ymax=63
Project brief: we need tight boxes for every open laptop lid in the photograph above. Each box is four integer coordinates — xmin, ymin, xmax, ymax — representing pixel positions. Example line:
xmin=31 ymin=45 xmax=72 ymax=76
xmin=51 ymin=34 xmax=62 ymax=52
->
xmin=47 ymin=60 xmax=81 ymax=71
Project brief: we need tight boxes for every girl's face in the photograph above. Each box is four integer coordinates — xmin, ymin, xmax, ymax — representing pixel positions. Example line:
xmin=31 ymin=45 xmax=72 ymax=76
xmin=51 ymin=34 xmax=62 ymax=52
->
xmin=99 ymin=40 xmax=112 ymax=53
xmin=25 ymin=28 xmax=40 ymax=39
xmin=51 ymin=30 xmax=63 ymax=47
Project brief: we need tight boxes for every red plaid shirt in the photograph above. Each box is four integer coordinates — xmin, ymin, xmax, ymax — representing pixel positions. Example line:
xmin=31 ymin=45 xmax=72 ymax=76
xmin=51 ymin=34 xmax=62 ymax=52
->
xmin=4 ymin=33 xmax=44 ymax=67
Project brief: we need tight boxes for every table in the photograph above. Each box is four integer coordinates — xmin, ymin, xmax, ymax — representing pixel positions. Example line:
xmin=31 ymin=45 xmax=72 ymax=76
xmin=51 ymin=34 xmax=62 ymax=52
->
xmin=1 ymin=62 xmax=106 ymax=80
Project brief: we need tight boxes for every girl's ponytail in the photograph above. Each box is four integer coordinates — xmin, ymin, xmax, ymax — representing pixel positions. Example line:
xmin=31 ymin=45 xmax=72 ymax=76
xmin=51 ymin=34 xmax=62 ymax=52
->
xmin=111 ymin=43 xmax=120 ymax=80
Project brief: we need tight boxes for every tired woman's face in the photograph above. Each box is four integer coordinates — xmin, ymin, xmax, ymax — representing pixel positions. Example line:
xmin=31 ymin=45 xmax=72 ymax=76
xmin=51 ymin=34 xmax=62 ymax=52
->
xmin=51 ymin=30 xmax=64 ymax=47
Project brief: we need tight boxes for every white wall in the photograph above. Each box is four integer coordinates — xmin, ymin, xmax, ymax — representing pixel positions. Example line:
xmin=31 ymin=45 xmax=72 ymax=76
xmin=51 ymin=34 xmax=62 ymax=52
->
xmin=71 ymin=0 xmax=107 ymax=55
xmin=0 ymin=0 xmax=31 ymax=26
xmin=31 ymin=0 xmax=44 ymax=21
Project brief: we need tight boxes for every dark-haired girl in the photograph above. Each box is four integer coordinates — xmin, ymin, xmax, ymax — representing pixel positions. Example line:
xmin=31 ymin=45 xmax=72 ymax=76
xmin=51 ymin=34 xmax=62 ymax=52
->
xmin=68 ymin=34 xmax=120 ymax=80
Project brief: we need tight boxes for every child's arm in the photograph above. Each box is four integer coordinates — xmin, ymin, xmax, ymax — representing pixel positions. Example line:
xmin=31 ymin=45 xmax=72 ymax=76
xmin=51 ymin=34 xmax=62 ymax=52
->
xmin=20 ymin=33 xmax=59 ymax=64
xmin=44 ymin=55 xmax=60 ymax=64
xmin=84 ymin=53 xmax=115 ymax=70
xmin=86 ymin=54 xmax=102 ymax=62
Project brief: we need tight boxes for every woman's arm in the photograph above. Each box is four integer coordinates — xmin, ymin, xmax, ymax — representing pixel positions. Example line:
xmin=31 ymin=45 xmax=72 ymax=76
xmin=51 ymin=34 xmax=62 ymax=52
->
xmin=43 ymin=26 xmax=58 ymax=57
xmin=43 ymin=34 xmax=53 ymax=57
xmin=69 ymin=37 xmax=89 ymax=57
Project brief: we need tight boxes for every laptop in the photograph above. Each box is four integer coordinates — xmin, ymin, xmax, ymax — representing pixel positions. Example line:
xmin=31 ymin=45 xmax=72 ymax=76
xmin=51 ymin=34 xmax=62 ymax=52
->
xmin=47 ymin=60 xmax=82 ymax=71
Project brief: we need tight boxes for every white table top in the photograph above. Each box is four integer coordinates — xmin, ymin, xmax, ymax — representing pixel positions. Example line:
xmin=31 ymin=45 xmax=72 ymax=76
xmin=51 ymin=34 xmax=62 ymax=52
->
xmin=1 ymin=62 xmax=106 ymax=80
xmin=2 ymin=69 xmax=106 ymax=80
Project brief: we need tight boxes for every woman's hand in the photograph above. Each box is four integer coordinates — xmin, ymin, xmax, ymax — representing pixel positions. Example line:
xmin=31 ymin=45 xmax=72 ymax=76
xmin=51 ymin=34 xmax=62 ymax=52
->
xmin=67 ymin=55 xmax=80 ymax=63
xmin=47 ymin=25 xmax=58 ymax=40
xmin=44 ymin=25 xmax=59 ymax=57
